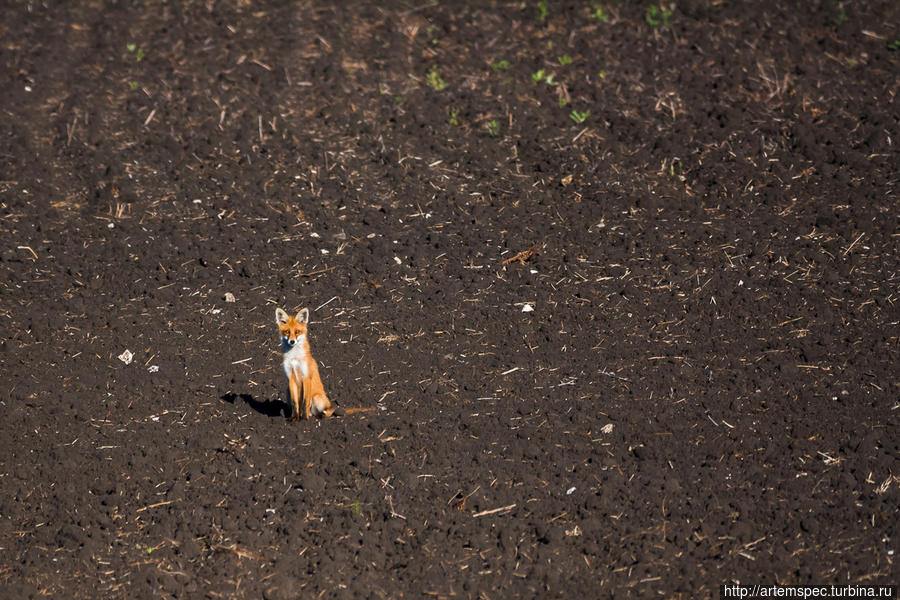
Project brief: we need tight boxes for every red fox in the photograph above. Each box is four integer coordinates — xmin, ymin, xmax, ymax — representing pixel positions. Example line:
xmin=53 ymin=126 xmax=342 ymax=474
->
xmin=275 ymin=307 xmax=374 ymax=420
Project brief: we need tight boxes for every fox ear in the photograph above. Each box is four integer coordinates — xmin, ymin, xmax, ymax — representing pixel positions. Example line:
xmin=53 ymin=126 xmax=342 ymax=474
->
xmin=297 ymin=308 xmax=309 ymax=324
xmin=275 ymin=307 xmax=289 ymax=325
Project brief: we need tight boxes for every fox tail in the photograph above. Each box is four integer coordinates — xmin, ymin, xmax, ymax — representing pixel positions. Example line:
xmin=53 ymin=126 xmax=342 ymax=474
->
xmin=333 ymin=406 xmax=377 ymax=416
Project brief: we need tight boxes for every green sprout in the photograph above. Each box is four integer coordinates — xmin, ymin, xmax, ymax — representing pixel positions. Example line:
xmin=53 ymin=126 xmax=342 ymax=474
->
xmin=597 ymin=69 xmax=607 ymax=79
xmin=492 ymin=59 xmax=510 ymax=72
xmin=669 ymin=160 xmax=683 ymax=176
xmin=448 ymin=107 xmax=460 ymax=126
xmin=126 ymin=43 xmax=145 ymax=61
xmin=592 ymin=6 xmax=610 ymax=22
xmin=558 ymin=95 xmax=568 ymax=108
xmin=425 ymin=67 xmax=448 ymax=91
xmin=351 ymin=499 xmax=363 ymax=516
xmin=832 ymin=8 xmax=847 ymax=25
xmin=536 ymin=0 xmax=548 ymax=21
xmin=569 ymin=109 xmax=590 ymax=124
xmin=888 ymin=40 xmax=900 ymax=51
xmin=557 ymin=54 xmax=573 ymax=66
xmin=486 ymin=119 xmax=500 ymax=136
xmin=128 ymin=81 xmax=139 ymax=91
xmin=426 ymin=23 xmax=440 ymax=45
xmin=645 ymin=5 xmax=672 ymax=28
xmin=532 ymin=68 xmax=557 ymax=86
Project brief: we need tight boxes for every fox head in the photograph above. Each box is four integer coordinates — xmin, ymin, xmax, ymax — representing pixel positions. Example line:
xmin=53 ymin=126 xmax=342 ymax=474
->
xmin=275 ymin=307 xmax=309 ymax=350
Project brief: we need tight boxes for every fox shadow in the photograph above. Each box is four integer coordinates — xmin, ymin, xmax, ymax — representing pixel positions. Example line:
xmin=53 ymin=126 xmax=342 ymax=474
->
xmin=221 ymin=392 xmax=289 ymax=419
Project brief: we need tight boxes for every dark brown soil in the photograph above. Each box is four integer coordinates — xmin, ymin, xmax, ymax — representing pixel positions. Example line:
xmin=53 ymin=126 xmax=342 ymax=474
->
xmin=1 ymin=1 xmax=898 ymax=598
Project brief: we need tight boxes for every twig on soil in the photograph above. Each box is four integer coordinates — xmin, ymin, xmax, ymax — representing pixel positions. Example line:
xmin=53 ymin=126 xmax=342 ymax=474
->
xmin=502 ymin=246 xmax=537 ymax=265
xmin=401 ymin=1 xmax=439 ymax=15
xmin=314 ymin=296 xmax=338 ymax=311
xmin=777 ymin=316 xmax=804 ymax=327
xmin=842 ymin=232 xmax=866 ymax=257
xmin=598 ymin=368 xmax=630 ymax=382
xmin=449 ymin=485 xmax=481 ymax=510
xmin=213 ymin=544 xmax=266 ymax=561
xmin=472 ymin=504 xmax=516 ymax=518
xmin=295 ymin=265 xmax=335 ymax=278
xmin=817 ymin=451 xmax=840 ymax=465
xmin=572 ymin=127 xmax=589 ymax=143
xmin=135 ymin=500 xmax=175 ymax=513
xmin=17 ymin=245 xmax=38 ymax=260
xmin=386 ymin=495 xmax=406 ymax=520
xmin=67 ymin=116 xmax=77 ymax=146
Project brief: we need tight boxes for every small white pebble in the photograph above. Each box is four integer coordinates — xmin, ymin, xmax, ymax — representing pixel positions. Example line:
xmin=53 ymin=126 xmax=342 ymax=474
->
xmin=211 ymin=308 xmax=221 ymax=314
xmin=118 ymin=350 xmax=133 ymax=365
xmin=320 ymin=248 xmax=329 ymax=254
xmin=148 ymin=365 xmax=159 ymax=373
xmin=394 ymin=256 xmax=402 ymax=265
xmin=309 ymin=232 xmax=320 ymax=238
xmin=521 ymin=304 xmax=534 ymax=312
xmin=224 ymin=292 xmax=236 ymax=303
xmin=107 ymin=222 xmax=115 ymax=229
xmin=600 ymin=423 xmax=614 ymax=434
xmin=566 ymin=486 xmax=576 ymax=495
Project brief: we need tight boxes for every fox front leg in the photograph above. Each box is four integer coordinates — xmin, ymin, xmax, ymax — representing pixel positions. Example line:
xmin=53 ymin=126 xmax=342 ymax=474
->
xmin=288 ymin=374 xmax=302 ymax=421
xmin=286 ymin=385 xmax=295 ymax=420
xmin=302 ymin=377 xmax=313 ymax=420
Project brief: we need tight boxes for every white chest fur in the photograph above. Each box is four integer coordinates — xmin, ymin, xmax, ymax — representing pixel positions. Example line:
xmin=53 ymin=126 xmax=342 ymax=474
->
xmin=282 ymin=337 xmax=309 ymax=379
